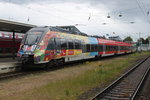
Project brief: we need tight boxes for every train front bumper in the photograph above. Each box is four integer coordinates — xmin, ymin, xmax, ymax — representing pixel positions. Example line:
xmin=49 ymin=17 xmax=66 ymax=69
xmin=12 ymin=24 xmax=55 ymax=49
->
xmin=19 ymin=54 xmax=34 ymax=64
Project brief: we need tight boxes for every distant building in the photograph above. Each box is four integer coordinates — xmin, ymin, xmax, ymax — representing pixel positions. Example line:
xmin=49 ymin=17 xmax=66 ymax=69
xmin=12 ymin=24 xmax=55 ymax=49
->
xmin=57 ymin=25 xmax=88 ymax=36
xmin=108 ymin=36 xmax=122 ymax=41
xmin=57 ymin=26 xmax=104 ymax=38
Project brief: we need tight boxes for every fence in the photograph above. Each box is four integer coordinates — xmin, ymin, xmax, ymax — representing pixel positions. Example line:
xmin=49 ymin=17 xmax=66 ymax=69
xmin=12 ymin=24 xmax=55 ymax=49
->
xmin=137 ymin=44 xmax=150 ymax=51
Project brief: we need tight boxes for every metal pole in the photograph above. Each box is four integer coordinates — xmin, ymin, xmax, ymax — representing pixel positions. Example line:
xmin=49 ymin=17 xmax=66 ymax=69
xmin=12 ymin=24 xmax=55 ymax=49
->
xmin=139 ymin=33 xmax=141 ymax=52
xmin=149 ymin=40 xmax=150 ymax=51
xmin=12 ymin=31 xmax=15 ymax=59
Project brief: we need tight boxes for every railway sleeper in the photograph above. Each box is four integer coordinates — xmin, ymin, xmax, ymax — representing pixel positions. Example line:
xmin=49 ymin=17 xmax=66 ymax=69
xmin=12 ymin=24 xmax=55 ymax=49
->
xmin=113 ymin=87 xmax=135 ymax=91
xmin=106 ymin=93 xmax=132 ymax=98
xmin=111 ymin=88 xmax=134 ymax=93
xmin=109 ymin=91 xmax=133 ymax=96
xmin=103 ymin=95 xmax=130 ymax=100
xmin=116 ymin=84 xmax=133 ymax=88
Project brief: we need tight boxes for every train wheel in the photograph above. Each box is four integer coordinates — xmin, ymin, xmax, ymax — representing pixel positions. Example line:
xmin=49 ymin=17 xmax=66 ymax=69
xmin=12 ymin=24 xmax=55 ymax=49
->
xmin=46 ymin=58 xmax=64 ymax=69
xmin=46 ymin=60 xmax=54 ymax=69
xmin=55 ymin=58 xmax=64 ymax=67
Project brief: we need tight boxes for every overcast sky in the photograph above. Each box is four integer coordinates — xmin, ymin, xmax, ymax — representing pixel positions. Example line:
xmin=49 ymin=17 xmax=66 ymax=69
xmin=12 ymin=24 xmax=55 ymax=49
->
xmin=0 ymin=0 xmax=150 ymax=41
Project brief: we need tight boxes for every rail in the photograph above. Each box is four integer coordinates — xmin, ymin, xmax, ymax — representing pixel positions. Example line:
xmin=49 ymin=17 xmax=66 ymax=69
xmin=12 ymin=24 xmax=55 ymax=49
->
xmin=92 ymin=56 xmax=150 ymax=100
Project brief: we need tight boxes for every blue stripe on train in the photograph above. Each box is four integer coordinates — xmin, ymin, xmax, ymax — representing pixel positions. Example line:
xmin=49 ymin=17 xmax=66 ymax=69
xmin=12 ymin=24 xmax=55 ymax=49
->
xmin=90 ymin=52 xmax=98 ymax=56
xmin=88 ymin=37 xmax=98 ymax=56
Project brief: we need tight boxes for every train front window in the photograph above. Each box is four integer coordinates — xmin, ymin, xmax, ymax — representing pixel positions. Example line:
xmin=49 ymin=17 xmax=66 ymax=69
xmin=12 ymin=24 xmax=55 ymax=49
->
xmin=24 ymin=31 xmax=43 ymax=45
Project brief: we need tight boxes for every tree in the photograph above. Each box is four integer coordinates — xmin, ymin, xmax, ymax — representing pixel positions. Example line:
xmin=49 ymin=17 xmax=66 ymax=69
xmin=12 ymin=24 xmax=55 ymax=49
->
xmin=146 ymin=36 xmax=150 ymax=40
xmin=144 ymin=38 xmax=149 ymax=44
xmin=145 ymin=36 xmax=150 ymax=44
xmin=140 ymin=38 xmax=145 ymax=44
xmin=123 ymin=36 xmax=133 ymax=42
xmin=138 ymin=37 xmax=149 ymax=44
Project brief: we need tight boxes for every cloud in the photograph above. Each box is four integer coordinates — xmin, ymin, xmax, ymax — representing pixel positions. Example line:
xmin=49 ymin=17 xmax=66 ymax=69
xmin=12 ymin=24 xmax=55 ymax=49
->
xmin=0 ymin=0 xmax=150 ymax=41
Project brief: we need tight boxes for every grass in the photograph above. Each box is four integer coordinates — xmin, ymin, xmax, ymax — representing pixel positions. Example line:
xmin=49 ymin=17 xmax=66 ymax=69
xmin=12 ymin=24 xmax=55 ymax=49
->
xmin=2 ymin=52 xmax=150 ymax=100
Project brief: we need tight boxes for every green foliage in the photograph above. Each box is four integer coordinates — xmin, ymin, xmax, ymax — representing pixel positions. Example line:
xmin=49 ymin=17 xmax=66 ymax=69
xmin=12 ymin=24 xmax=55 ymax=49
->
xmin=65 ymin=90 xmax=70 ymax=96
xmin=146 ymin=36 xmax=150 ymax=40
xmin=138 ymin=37 xmax=150 ymax=44
xmin=123 ymin=36 xmax=133 ymax=42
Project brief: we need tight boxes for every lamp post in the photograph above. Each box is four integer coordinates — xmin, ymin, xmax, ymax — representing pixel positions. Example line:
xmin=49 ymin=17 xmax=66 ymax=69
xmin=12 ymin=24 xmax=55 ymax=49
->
xmin=149 ymin=39 xmax=150 ymax=51
xmin=137 ymin=32 xmax=142 ymax=52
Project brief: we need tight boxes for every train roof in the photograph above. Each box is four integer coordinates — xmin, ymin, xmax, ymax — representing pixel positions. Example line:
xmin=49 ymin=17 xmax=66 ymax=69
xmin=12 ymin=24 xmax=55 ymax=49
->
xmin=97 ymin=38 xmax=131 ymax=46
xmin=31 ymin=26 xmax=131 ymax=46
xmin=33 ymin=26 xmax=106 ymax=38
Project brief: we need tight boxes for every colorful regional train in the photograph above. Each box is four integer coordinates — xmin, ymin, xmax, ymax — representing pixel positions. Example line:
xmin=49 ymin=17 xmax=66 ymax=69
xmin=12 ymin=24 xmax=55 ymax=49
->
xmin=0 ymin=31 xmax=24 ymax=57
xmin=17 ymin=26 xmax=134 ymax=66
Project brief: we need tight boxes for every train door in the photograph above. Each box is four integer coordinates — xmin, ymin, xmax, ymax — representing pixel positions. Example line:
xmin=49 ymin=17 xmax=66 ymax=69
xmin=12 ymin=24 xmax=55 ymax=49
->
xmin=82 ymin=41 xmax=86 ymax=59
xmin=45 ymin=38 xmax=56 ymax=62
xmin=118 ymin=45 xmax=120 ymax=54
xmin=54 ymin=37 xmax=61 ymax=57
xmin=103 ymin=43 xmax=106 ymax=55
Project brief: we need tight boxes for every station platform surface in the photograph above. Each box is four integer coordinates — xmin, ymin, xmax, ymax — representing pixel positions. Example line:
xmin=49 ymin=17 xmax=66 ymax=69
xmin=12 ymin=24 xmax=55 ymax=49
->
xmin=0 ymin=57 xmax=21 ymax=73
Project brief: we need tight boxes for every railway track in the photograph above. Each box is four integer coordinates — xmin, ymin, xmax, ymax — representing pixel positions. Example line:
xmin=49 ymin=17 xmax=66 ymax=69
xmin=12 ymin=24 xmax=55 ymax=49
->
xmin=0 ymin=71 xmax=27 ymax=80
xmin=92 ymin=56 xmax=150 ymax=100
xmin=0 ymin=54 xmax=129 ymax=81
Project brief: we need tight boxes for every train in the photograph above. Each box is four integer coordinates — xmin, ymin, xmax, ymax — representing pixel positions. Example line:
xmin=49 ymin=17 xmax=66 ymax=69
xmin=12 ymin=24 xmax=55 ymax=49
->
xmin=0 ymin=31 xmax=24 ymax=57
xmin=17 ymin=26 xmax=136 ymax=67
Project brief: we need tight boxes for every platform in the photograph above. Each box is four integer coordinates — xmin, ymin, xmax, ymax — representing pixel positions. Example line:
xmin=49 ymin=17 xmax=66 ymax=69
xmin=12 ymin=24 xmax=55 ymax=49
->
xmin=0 ymin=58 xmax=21 ymax=74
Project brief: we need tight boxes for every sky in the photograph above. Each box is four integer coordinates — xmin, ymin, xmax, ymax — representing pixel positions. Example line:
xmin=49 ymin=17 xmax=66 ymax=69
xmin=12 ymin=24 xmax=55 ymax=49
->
xmin=0 ymin=0 xmax=150 ymax=41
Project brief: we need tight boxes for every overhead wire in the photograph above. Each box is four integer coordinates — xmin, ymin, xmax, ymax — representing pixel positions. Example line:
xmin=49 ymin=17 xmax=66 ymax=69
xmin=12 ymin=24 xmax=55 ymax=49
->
xmin=135 ymin=0 xmax=150 ymax=23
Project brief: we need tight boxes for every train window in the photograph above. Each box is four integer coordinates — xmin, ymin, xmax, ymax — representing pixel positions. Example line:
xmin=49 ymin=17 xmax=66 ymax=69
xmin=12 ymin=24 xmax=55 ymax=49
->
xmin=47 ymin=38 xmax=55 ymax=50
xmin=15 ymin=48 xmax=18 ymax=52
xmin=109 ymin=46 xmax=111 ymax=51
xmin=115 ymin=46 xmax=118 ymax=51
xmin=95 ymin=44 xmax=98 ymax=51
xmin=0 ymin=48 xmax=3 ymax=53
xmin=106 ymin=45 xmax=108 ymax=51
xmin=111 ymin=46 xmax=114 ymax=51
xmin=68 ymin=40 xmax=74 ymax=49
xmin=107 ymin=45 xmax=109 ymax=51
xmin=98 ymin=45 xmax=103 ymax=52
xmin=111 ymin=46 xmax=113 ymax=51
xmin=120 ymin=46 xmax=122 ymax=50
xmin=54 ymin=38 xmax=61 ymax=50
xmin=79 ymin=41 xmax=82 ymax=49
xmin=90 ymin=44 xmax=98 ymax=52
xmin=114 ymin=46 xmax=116 ymax=51
xmin=108 ymin=45 xmax=111 ymax=51
xmin=18 ymin=36 xmax=22 ymax=39
xmin=4 ymin=35 xmax=9 ymax=38
xmin=5 ymin=48 xmax=10 ymax=53
xmin=74 ymin=40 xmax=81 ymax=49
xmin=115 ymin=46 xmax=117 ymax=51
xmin=82 ymin=44 xmax=86 ymax=53
xmin=60 ymin=38 xmax=67 ymax=50
xmin=109 ymin=46 xmax=112 ymax=51
xmin=105 ymin=45 xmax=107 ymax=51
xmin=126 ymin=46 xmax=128 ymax=50
xmin=91 ymin=44 xmax=94 ymax=52
xmin=86 ymin=44 xmax=91 ymax=52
